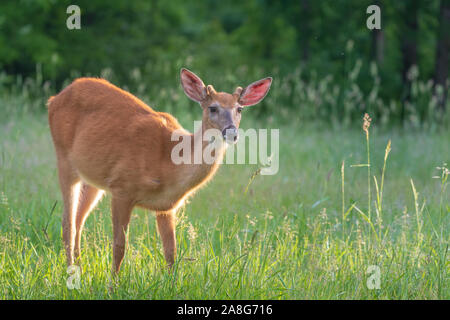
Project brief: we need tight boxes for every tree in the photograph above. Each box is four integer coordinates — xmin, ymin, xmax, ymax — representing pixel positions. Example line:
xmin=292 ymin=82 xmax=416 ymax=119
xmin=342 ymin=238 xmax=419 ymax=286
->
xmin=434 ymin=0 xmax=450 ymax=111
xmin=399 ymin=0 xmax=419 ymax=122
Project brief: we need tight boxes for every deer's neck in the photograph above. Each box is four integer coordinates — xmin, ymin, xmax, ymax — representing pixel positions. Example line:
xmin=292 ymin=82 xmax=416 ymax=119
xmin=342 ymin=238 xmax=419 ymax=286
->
xmin=181 ymin=122 xmax=227 ymax=190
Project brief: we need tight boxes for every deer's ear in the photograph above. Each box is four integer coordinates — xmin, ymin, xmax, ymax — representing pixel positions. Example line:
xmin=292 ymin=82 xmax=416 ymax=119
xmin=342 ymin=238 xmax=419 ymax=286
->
xmin=180 ymin=68 xmax=207 ymax=103
xmin=239 ymin=77 xmax=272 ymax=106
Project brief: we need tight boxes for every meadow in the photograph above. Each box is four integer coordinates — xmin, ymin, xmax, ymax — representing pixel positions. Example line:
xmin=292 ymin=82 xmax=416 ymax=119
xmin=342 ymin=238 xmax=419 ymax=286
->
xmin=1 ymin=0 xmax=449 ymax=301
xmin=0 ymin=88 xmax=448 ymax=299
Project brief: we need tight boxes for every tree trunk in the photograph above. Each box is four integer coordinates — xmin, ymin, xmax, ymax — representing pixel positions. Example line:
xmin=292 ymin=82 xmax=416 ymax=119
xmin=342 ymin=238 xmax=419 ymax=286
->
xmin=372 ymin=0 xmax=384 ymax=65
xmin=400 ymin=0 xmax=419 ymax=122
xmin=299 ymin=0 xmax=310 ymax=62
xmin=434 ymin=0 xmax=450 ymax=111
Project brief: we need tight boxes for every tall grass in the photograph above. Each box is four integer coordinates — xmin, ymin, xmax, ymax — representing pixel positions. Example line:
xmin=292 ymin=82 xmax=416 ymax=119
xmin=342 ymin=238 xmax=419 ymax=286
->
xmin=0 ymin=93 xmax=448 ymax=299
xmin=0 ymin=60 xmax=448 ymax=299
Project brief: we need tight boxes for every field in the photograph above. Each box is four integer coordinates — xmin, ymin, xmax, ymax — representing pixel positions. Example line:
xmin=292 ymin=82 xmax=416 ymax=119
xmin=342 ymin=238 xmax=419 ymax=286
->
xmin=0 ymin=104 xmax=448 ymax=299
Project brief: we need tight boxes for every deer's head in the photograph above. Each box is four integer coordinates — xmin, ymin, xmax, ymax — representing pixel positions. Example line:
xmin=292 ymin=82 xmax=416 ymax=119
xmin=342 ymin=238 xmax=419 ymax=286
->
xmin=180 ymin=68 xmax=272 ymax=144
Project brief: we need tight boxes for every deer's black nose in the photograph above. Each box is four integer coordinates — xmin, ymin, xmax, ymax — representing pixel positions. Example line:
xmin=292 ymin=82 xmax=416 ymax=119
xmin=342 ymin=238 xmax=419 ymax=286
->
xmin=222 ymin=125 xmax=238 ymax=143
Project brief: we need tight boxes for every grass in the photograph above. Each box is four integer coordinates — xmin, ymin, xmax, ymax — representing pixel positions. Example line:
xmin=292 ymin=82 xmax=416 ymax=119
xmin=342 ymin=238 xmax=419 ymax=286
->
xmin=0 ymin=104 xmax=449 ymax=299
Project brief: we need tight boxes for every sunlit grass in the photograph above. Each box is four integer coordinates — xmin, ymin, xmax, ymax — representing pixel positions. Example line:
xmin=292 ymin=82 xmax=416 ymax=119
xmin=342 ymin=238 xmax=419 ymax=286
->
xmin=0 ymin=107 xmax=448 ymax=299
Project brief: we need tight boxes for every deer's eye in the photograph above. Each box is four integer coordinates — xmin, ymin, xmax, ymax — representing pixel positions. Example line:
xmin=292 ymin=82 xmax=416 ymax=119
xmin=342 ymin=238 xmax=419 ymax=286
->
xmin=209 ymin=106 xmax=218 ymax=113
xmin=237 ymin=107 xmax=243 ymax=113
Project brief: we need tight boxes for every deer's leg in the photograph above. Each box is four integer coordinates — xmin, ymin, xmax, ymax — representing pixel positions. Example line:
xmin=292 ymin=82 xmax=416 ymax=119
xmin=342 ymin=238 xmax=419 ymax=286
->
xmin=74 ymin=183 xmax=104 ymax=261
xmin=111 ymin=196 xmax=134 ymax=273
xmin=156 ymin=210 xmax=177 ymax=267
xmin=56 ymin=155 xmax=80 ymax=266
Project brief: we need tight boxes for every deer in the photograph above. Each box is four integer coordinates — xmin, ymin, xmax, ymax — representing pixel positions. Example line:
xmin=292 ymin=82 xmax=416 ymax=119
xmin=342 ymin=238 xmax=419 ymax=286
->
xmin=47 ymin=68 xmax=272 ymax=273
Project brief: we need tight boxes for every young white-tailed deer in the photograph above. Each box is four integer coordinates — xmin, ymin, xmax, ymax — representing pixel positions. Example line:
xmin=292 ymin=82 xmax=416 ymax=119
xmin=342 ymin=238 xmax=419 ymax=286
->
xmin=48 ymin=69 xmax=272 ymax=273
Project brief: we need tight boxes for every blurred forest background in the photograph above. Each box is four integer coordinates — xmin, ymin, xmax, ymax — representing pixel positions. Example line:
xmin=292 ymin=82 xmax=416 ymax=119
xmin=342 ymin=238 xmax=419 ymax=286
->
xmin=0 ymin=0 xmax=449 ymax=127
xmin=1 ymin=1 xmax=449 ymax=300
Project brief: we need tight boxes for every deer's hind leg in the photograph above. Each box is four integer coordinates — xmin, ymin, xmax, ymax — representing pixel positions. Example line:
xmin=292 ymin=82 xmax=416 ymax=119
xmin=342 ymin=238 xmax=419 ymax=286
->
xmin=156 ymin=210 xmax=177 ymax=267
xmin=56 ymin=154 xmax=81 ymax=266
xmin=74 ymin=183 xmax=104 ymax=261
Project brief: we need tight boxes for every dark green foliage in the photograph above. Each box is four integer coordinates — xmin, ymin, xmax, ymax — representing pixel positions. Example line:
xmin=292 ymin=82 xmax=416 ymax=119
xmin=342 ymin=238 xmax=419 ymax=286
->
xmin=0 ymin=0 xmax=448 ymax=125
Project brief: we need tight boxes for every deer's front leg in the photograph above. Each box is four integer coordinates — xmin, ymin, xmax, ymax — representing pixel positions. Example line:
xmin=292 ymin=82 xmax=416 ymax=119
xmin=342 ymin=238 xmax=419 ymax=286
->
xmin=111 ymin=196 xmax=133 ymax=273
xmin=156 ymin=210 xmax=176 ymax=267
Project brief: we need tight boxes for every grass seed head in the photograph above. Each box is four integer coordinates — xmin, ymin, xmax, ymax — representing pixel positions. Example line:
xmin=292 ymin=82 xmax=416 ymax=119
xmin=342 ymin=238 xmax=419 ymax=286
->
xmin=187 ymin=222 xmax=198 ymax=241
xmin=363 ymin=113 xmax=372 ymax=137
xmin=384 ymin=139 xmax=392 ymax=161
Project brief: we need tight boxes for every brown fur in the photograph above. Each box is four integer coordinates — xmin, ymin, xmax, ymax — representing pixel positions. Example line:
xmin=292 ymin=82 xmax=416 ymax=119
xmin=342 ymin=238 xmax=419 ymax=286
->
xmin=48 ymin=69 xmax=271 ymax=273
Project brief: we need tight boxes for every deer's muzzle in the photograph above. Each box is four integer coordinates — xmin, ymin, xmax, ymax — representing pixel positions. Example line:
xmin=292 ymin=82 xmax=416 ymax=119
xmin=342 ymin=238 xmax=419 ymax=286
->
xmin=222 ymin=125 xmax=238 ymax=144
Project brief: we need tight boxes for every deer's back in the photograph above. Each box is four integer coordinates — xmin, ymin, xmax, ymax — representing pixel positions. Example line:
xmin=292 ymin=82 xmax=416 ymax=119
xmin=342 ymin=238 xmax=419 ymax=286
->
xmin=48 ymin=78 xmax=185 ymax=196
